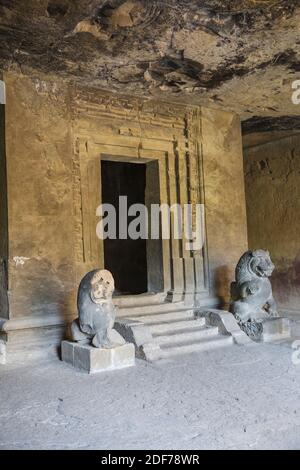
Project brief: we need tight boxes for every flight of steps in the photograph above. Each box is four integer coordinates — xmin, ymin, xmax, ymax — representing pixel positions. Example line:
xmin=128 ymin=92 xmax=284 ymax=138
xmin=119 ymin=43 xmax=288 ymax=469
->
xmin=114 ymin=293 xmax=233 ymax=360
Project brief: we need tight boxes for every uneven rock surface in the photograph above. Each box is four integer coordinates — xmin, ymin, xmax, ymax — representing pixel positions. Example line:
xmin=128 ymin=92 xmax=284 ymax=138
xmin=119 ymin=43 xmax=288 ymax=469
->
xmin=1 ymin=1 xmax=300 ymax=129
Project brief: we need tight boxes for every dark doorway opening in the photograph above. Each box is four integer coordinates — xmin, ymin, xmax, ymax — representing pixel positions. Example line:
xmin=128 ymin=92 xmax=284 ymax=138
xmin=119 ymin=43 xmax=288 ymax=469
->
xmin=101 ymin=160 xmax=148 ymax=295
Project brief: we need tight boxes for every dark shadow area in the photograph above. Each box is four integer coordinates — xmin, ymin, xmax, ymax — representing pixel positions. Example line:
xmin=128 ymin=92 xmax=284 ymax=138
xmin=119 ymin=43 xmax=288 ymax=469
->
xmin=101 ymin=160 xmax=148 ymax=295
xmin=214 ymin=264 xmax=232 ymax=309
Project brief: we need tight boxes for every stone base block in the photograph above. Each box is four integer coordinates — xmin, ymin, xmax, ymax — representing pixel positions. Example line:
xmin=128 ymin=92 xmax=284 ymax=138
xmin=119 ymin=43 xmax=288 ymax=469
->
xmin=61 ymin=341 xmax=135 ymax=373
xmin=262 ymin=317 xmax=291 ymax=342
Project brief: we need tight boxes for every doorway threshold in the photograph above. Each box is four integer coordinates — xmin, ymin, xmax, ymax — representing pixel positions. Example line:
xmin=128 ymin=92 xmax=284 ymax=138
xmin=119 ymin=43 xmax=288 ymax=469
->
xmin=113 ymin=292 xmax=167 ymax=308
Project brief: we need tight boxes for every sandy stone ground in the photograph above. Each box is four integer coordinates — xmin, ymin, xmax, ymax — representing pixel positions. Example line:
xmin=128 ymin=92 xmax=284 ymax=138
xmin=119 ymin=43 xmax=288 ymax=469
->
xmin=0 ymin=343 xmax=300 ymax=450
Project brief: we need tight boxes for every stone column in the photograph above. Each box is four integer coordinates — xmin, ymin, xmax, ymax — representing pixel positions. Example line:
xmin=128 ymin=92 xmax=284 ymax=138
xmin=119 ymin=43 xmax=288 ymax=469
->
xmin=0 ymin=77 xmax=9 ymax=364
xmin=0 ymin=78 xmax=8 ymax=322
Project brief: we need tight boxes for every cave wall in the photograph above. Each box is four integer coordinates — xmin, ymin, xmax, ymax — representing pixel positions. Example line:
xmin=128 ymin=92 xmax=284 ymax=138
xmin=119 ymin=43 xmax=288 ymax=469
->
xmin=4 ymin=72 xmax=75 ymax=321
xmin=244 ymin=135 xmax=300 ymax=314
xmin=1 ymin=70 xmax=247 ymax=358
xmin=202 ymin=108 xmax=248 ymax=307
xmin=0 ymin=74 xmax=8 ymax=319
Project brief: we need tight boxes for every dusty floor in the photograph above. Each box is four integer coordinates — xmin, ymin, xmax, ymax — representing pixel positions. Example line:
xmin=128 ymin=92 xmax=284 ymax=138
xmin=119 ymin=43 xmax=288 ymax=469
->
xmin=0 ymin=343 xmax=300 ymax=450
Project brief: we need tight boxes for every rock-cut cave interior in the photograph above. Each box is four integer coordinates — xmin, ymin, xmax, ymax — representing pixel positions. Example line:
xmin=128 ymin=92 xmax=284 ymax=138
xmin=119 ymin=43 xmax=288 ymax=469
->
xmin=0 ymin=0 xmax=300 ymax=452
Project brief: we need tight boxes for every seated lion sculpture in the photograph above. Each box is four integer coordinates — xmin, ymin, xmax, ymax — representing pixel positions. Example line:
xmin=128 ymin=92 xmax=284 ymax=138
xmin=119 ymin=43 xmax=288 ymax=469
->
xmin=230 ymin=249 xmax=278 ymax=340
xmin=70 ymin=269 xmax=124 ymax=349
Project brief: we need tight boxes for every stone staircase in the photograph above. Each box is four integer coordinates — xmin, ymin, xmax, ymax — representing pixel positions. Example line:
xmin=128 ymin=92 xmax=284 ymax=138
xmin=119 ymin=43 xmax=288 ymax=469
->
xmin=114 ymin=294 xmax=233 ymax=361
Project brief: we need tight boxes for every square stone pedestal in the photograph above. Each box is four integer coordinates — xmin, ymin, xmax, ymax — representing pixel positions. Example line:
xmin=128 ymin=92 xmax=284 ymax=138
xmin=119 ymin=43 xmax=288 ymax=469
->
xmin=262 ymin=317 xmax=291 ymax=342
xmin=61 ymin=341 xmax=135 ymax=373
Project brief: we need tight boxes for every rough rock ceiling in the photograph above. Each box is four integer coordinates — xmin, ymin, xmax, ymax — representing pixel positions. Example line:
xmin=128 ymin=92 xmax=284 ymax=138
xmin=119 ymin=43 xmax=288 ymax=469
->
xmin=1 ymin=0 xmax=300 ymax=132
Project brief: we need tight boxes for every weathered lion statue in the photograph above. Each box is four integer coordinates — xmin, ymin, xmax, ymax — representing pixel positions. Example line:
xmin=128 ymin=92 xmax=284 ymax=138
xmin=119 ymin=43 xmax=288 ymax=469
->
xmin=70 ymin=269 xmax=124 ymax=348
xmin=230 ymin=249 xmax=278 ymax=340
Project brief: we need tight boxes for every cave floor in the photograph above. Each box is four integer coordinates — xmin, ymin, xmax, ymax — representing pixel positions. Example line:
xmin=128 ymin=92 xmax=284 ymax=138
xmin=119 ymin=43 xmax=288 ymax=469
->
xmin=0 ymin=342 xmax=300 ymax=450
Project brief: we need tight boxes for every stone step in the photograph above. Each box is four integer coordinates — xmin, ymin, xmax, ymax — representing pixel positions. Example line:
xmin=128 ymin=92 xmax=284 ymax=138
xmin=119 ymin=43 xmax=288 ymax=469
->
xmin=159 ymin=335 xmax=233 ymax=359
xmin=154 ymin=326 xmax=219 ymax=346
xmin=117 ymin=301 xmax=187 ymax=318
xmin=113 ymin=292 xmax=166 ymax=308
xmin=150 ymin=318 xmax=206 ymax=336
xmin=128 ymin=310 xmax=194 ymax=325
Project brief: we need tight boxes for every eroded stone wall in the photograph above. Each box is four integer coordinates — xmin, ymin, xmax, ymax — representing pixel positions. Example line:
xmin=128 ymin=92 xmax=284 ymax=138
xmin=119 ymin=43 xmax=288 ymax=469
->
xmin=2 ymin=70 xmax=248 ymax=328
xmin=4 ymin=73 xmax=75 ymax=320
xmin=202 ymin=108 xmax=248 ymax=307
xmin=0 ymin=78 xmax=9 ymax=318
xmin=244 ymin=135 xmax=300 ymax=314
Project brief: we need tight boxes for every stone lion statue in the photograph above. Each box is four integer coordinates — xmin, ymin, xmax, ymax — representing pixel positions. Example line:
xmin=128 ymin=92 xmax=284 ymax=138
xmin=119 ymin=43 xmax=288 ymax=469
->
xmin=70 ymin=269 xmax=124 ymax=348
xmin=230 ymin=249 xmax=278 ymax=340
